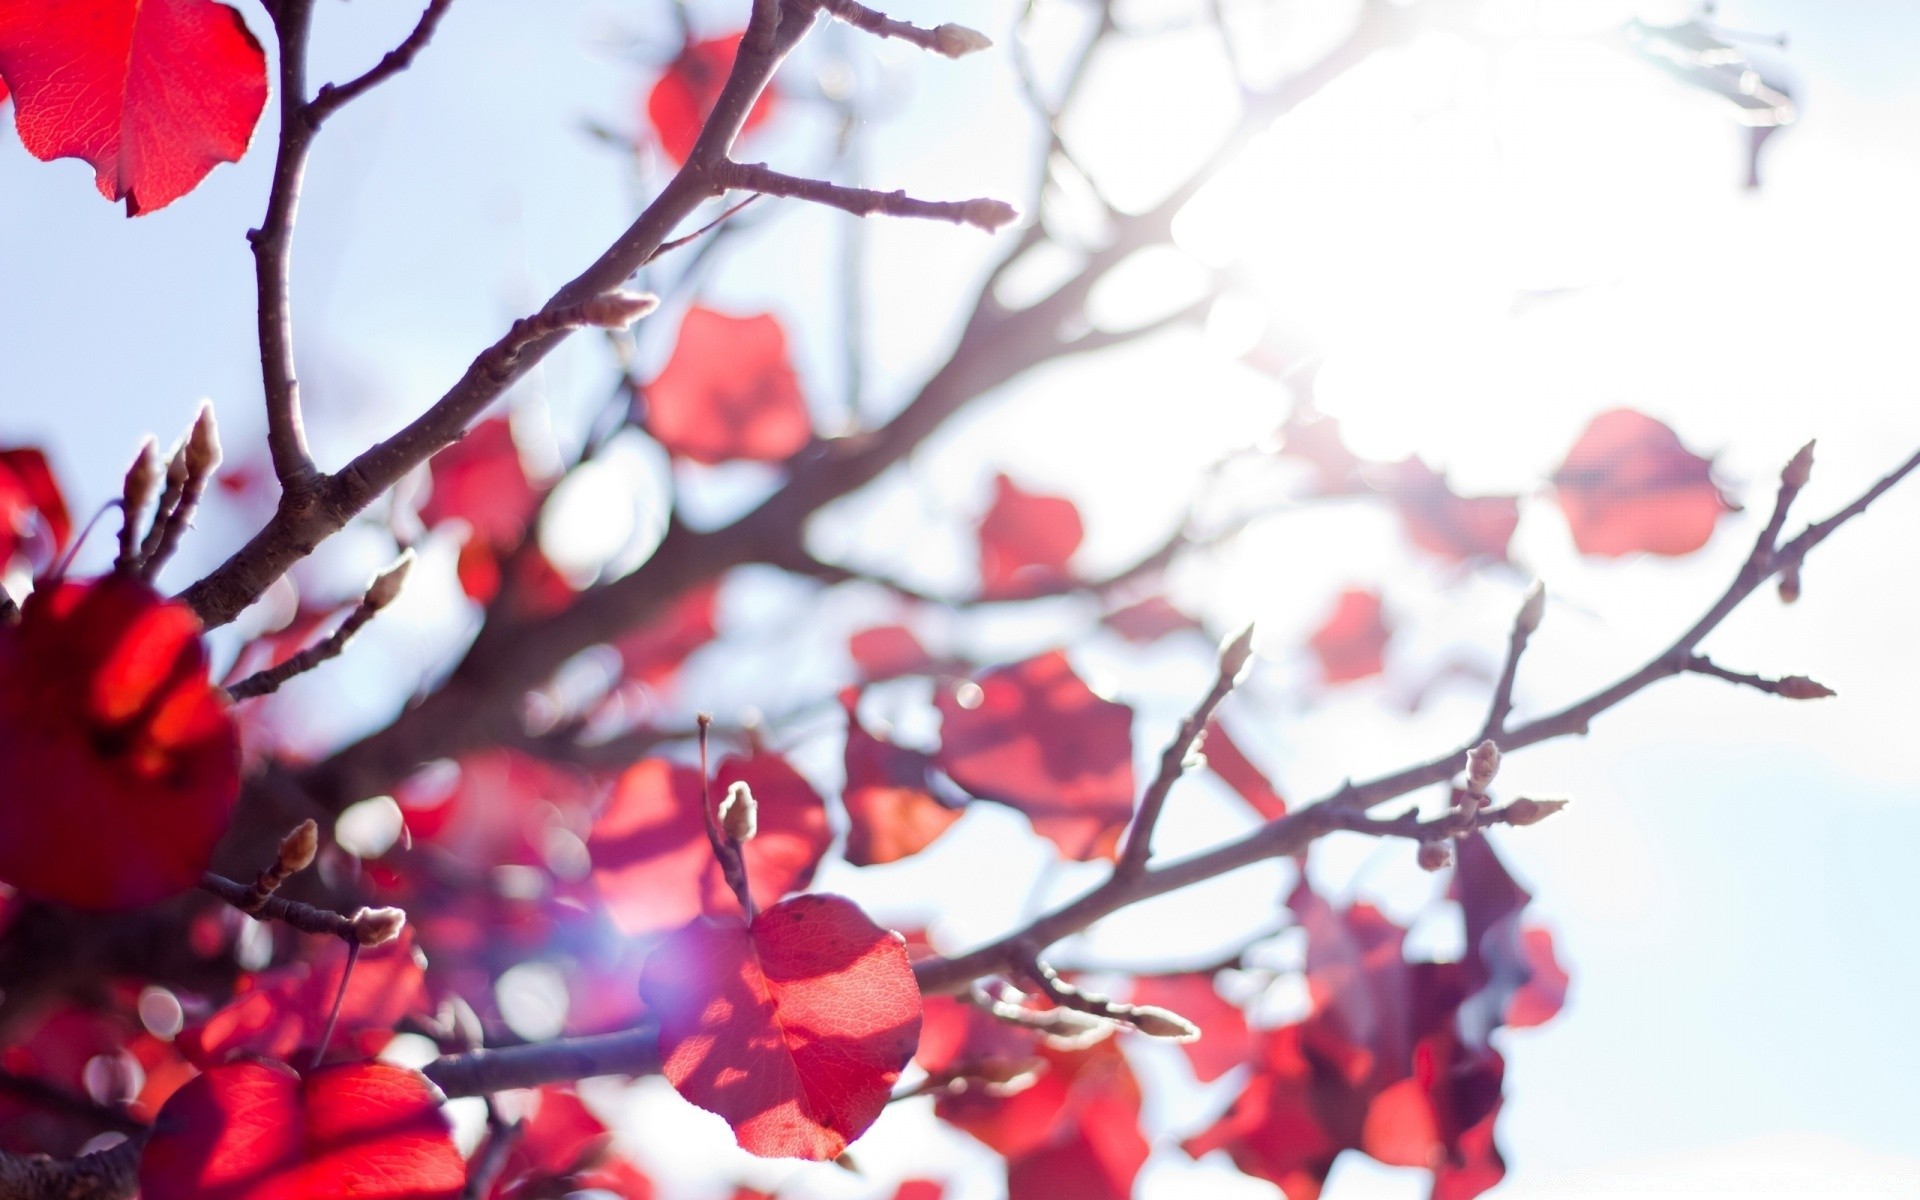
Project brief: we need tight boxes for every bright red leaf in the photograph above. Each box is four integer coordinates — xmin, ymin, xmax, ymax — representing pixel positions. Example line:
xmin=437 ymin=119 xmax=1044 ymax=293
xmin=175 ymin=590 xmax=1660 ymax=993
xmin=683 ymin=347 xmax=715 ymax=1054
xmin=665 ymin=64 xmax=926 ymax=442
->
xmin=1200 ymin=718 xmax=1286 ymax=819
xmin=140 ymin=1060 xmax=464 ymax=1200
xmin=843 ymin=695 xmax=961 ymax=866
xmin=894 ymin=1183 xmax=944 ymax=1200
xmin=590 ymin=753 xmax=831 ymax=935
xmin=850 ymin=624 xmax=935 ymax=679
xmin=935 ymin=651 xmax=1135 ymax=861
xmin=0 ymin=575 xmax=238 ymax=910
xmin=1389 ymin=459 xmax=1520 ymax=565
xmin=978 ymin=473 xmax=1083 ymax=599
xmin=940 ymin=1039 xmax=1148 ymax=1200
xmin=1308 ymin=588 xmax=1390 ymax=684
xmin=0 ymin=447 xmax=71 ymax=571
xmin=1506 ymin=927 xmax=1569 ymax=1029
xmin=420 ymin=416 xmax=539 ymax=546
xmin=1552 ymin=408 xmax=1736 ymax=556
xmin=0 ymin=0 xmax=267 ymax=214
xmin=181 ymin=932 xmax=428 ymax=1068
xmin=485 ymin=1087 xmax=654 ymax=1200
xmin=646 ymin=33 xmax=777 ymax=166
xmin=644 ymin=308 xmax=811 ymax=465
xmin=638 ymin=893 xmax=921 ymax=1160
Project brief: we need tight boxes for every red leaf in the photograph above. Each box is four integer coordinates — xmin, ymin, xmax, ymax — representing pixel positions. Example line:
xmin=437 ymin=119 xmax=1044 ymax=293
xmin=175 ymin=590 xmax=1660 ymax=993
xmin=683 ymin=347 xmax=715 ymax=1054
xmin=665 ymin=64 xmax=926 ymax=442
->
xmin=1101 ymin=596 xmax=1203 ymax=644
xmin=0 ymin=447 xmax=71 ymax=571
xmin=420 ymin=417 xmax=539 ymax=546
xmin=644 ymin=308 xmax=811 ymax=464
xmin=978 ymin=474 xmax=1084 ymax=599
xmin=645 ymin=33 xmax=777 ymax=166
xmin=487 ymin=1087 xmax=652 ymax=1200
xmin=914 ymin=994 xmax=1043 ymax=1084
xmin=940 ymin=1040 xmax=1147 ymax=1200
xmin=1308 ymin=588 xmax=1390 ymax=684
xmin=1200 ymin=719 xmax=1286 ymax=819
xmin=590 ymin=753 xmax=830 ymax=935
xmin=638 ymin=893 xmax=921 ymax=1160
xmin=935 ymin=651 xmax=1135 ymax=861
xmin=1552 ymin=409 xmax=1736 ymax=557
xmin=181 ymin=932 xmax=428 ymax=1068
xmin=1506 ymin=927 xmax=1569 ymax=1029
xmin=843 ymin=696 xmax=961 ymax=866
xmin=139 ymin=1060 xmax=464 ymax=1200
xmin=614 ymin=581 xmax=721 ymax=688
xmin=1131 ymin=972 xmax=1251 ymax=1082
xmin=1277 ymin=410 xmax=1363 ymax=493
xmin=1183 ymin=1024 xmax=1349 ymax=1200
xmin=0 ymin=0 xmax=267 ymax=214
xmin=849 ymin=624 xmax=935 ymax=679
xmin=0 ymin=576 xmax=238 ymax=909
xmin=1389 ymin=459 xmax=1520 ymax=565
xmin=894 ymin=1183 xmax=944 ymax=1200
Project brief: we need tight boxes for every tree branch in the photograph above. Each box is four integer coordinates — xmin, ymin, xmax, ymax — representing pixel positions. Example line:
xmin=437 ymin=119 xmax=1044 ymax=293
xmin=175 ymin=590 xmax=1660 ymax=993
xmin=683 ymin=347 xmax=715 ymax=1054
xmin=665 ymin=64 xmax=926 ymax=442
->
xmin=714 ymin=160 xmax=1017 ymax=231
xmin=422 ymin=1028 xmax=661 ymax=1098
xmin=306 ymin=0 xmax=460 ymax=126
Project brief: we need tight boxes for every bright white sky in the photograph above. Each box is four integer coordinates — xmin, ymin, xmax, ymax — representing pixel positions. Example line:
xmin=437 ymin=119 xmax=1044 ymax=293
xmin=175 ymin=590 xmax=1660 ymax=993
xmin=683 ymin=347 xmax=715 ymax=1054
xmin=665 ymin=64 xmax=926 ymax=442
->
xmin=3 ymin=0 xmax=1919 ymax=1197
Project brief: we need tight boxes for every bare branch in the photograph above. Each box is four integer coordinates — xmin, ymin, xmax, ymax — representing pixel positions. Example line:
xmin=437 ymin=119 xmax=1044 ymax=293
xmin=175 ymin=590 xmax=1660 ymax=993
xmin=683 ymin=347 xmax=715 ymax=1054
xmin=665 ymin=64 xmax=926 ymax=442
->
xmin=1479 ymin=582 xmax=1544 ymax=742
xmin=307 ymin=0 xmax=460 ymax=126
xmin=227 ymin=552 xmax=415 ymax=700
xmin=0 ymin=1138 xmax=140 ymax=1200
xmin=812 ymin=0 xmax=993 ymax=58
xmin=1684 ymin=655 xmax=1835 ymax=700
xmin=199 ymin=872 xmax=406 ymax=947
xmin=422 ymin=1028 xmax=662 ymax=1098
xmin=714 ymin=160 xmax=1017 ymax=231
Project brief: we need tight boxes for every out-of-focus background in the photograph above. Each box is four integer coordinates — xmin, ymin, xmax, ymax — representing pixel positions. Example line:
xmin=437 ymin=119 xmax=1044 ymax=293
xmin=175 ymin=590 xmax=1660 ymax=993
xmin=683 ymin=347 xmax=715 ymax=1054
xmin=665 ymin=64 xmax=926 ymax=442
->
xmin=3 ymin=1 xmax=1918 ymax=1196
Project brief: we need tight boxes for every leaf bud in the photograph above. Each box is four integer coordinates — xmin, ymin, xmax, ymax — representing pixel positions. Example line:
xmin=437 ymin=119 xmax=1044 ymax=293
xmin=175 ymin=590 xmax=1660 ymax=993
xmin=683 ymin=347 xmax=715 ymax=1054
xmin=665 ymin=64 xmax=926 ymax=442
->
xmin=1126 ymin=1004 xmax=1201 ymax=1041
xmin=932 ymin=23 xmax=994 ymax=57
xmin=364 ymin=549 xmax=416 ymax=611
xmin=1516 ymin=581 xmax=1546 ymax=634
xmin=959 ymin=198 xmax=1019 ymax=232
xmin=1417 ymin=840 xmax=1454 ymax=872
xmin=1777 ymin=564 xmax=1802 ymax=605
xmin=1465 ymin=739 xmax=1501 ymax=793
xmin=1218 ymin=622 xmax=1257 ymax=683
xmin=186 ymin=401 xmax=222 ymax=478
xmin=277 ymin=819 xmax=319 ymax=874
xmin=1781 ymin=440 xmax=1815 ymax=490
xmin=581 ymin=290 xmax=660 ymax=330
xmin=719 ymin=780 xmax=758 ymax=843
xmin=349 ymin=905 xmax=408 ymax=947
xmin=122 ymin=437 xmax=162 ymax=520
xmin=1503 ymin=796 xmax=1570 ymax=827
xmin=1775 ymin=674 xmax=1835 ymax=700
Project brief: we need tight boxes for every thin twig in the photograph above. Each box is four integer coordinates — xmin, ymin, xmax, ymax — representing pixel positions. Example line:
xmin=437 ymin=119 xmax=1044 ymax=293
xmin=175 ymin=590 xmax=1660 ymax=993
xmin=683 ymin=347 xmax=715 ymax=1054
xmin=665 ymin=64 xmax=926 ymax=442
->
xmin=227 ymin=552 xmax=415 ymax=700
xmin=307 ymin=0 xmax=460 ymax=126
xmin=714 ymin=160 xmax=1017 ymax=231
xmin=1479 ymin=581 xmax=1544 ymax=741
xmin=422 ymin=1027 xmax=662 ymax=1098
xmin=460 ymin=1102 xmax=524 ymax=1200
xmin=1114 ymin=625 xmax=1255 ymax=878
xmin=199 ymin=872 xmax=407 ymax=947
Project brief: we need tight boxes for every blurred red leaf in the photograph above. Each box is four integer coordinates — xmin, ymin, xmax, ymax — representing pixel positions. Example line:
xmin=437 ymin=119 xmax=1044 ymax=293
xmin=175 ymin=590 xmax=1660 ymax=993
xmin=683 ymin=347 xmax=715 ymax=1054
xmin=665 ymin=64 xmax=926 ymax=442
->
xmin=1184 ymin=1023 xmax=1350 ymax=1199
xmin=487 ymin=1087 xmax=654 ymax=1200
xmin=0 ymin=447 xmax=70 ymax=570
xmin=0 ymin=0 xmax=267 ymax=214
xmin=894 ymin=1183 xmax=944 ymax=1200
xmin=181 ymin=932 xmax=428 ymax=1068
xmin=1552 ymin=409 xmax=1736 ymax=556
xmin=1308 ymin=588 xmax=1390 ymax=684
xmin=941 ymin=1039 xmax=1148 ymax=1200
xmin=139 ymin=1060 xmax=464 ymax=1200
xmin=1102 ymin=596 xmax=1203 ymax=644
xmin=638 ymin=893 xmax=921 ymax=1159
xmin=615 ymin=581 xmax=721 ymax=688
xmin=421 ymin=416 xmax=538 ymax=546
xmin=645 ymin=34 xmax=777 ymax=166
xmin=978 ymin=473 xmax=1083 ymax=599
xmin=590 ymin=753 xmax=830 ymax=935
xmin=935 ymin=651 xmax=1135 ymax=861
xmin=850 ymin=624 xmax=935 ymax=679
xmin=1278 ymin=410 xmax=1363 ymax=493
xmin=1506 ymin=927 xmax=1569 ymax=1029
xmin=395 ymin=750 xmax=600 ymax=865
xmin=914 ymin=994 xmax=1043 ymax=1083
xmin=1200 ymin=719 xmax=1286 ymax=819
xmin=1131 ymin=972 xmax=1251 ymax=1082
xmin=0 ymin=575 xmax=238 ymax=909
xmin=1389 ymin=459 xmax=1520 ymax=564
xmin=843 ymin=695 xmax=961 ymax=865
xmin=645 ymin=308 xmax=811 ymax=465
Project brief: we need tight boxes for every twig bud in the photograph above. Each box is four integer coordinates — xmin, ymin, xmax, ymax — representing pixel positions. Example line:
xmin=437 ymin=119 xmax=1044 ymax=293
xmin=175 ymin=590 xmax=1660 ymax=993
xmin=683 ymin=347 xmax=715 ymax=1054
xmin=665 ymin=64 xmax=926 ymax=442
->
xmin=719 ymin=780 xmax=758 ymax=843
xmin=278 ymin=820 xmax=319 ymax=874
xmin=1218 ymin=622 xmax=1256 ymax=683
xmin=1781 ymin=440 xmax=1815 ymax=491
xmin=1503 ymin=796 xmax=1570 ymax=827
xmin=580 ymin=290 xmax=660 ymax=330
xmin=364 ymin=549 xmax=416 ymax=611
xmin=186 ymin=401 xmax=222 ymax=478
xmin=1465 ymin=739 xmax=1501 ymax=793
xmin=122 ymin=438 xmax=162 ymax=521
xmin=349 ymin=906 xmax=408 ymax=947
xmin=1125 ymin=1005 xmax=1201 ymax=1041
xmin=931 ymin=23 xmax=994 ymax=57
xmin=1777 ymin=564 xmax=1802 ymax=604
xmin=1417 ymin=840 xmax=1454 ymax=872
xmin=959 ymin=198 xmax=1019 ymax=232
xmin=1775 ymin=675 xmax=1835 ymax=700
xmin=1517 ymin=582 xmax=1546 ymax=634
